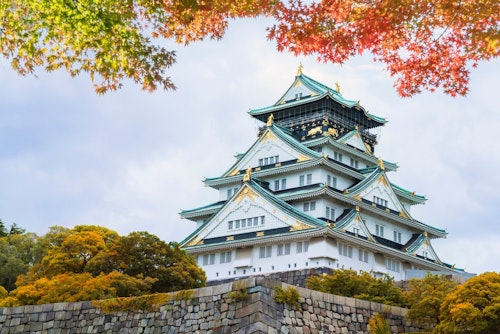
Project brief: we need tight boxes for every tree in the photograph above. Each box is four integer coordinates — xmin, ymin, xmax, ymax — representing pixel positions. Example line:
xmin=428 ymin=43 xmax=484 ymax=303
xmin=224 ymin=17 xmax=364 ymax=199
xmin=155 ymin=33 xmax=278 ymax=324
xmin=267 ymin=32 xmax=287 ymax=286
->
xmin=306 ymin=269 xmax=405 ymax=306
xmin=0 ymin=219 xmax=7 ymax=237
xmin=433 ymin=272 xmax=500 ymax=334
xmin=10 ymin=271 xmax=155 ymax=305
xmin=0 ymin=232 xmax=42 ymax=291
xmin=403 ymin=273 xmax=458 ymax=329
xmin=34 ymin=225 xmax=120 ymax=278
xmin=111 ymin=231 xmax=206 ymax=293
xmin=9 ymin=222 xmax=26 ymax=235
xmin=1 ymin=0 xmax=497 ymax=97
xmin=5 ymin=225 xmax=206 ymax=305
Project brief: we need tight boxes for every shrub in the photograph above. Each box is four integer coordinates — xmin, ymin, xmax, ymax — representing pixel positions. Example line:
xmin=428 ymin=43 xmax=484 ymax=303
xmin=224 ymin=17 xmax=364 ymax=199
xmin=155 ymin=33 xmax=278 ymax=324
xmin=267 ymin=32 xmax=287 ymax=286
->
xmin=274 ymin=285 xmax=300 ymax=309
xmin=228 ymin=280 xmax=248 ymax=302
xmin=368 ymin=313 xmax=391 ymax=334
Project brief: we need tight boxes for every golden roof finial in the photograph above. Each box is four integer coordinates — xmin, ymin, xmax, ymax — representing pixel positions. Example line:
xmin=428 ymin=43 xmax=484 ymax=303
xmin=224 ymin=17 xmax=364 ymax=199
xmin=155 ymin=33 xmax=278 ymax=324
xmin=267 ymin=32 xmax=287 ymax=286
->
xmin=335 ymin=82 xmax=341 ymax=93
xmin=424 ymin=231 xmax=428 ymax=237
xmin=297 ymin=63 xmax=303 ymax=76
xmin=377 ymin=157 xmax=385 ymax=170
xmin=267 ymin=113 xmax=274 ymax=127
xmin=243 ymin=166 xmax=252 ymax=182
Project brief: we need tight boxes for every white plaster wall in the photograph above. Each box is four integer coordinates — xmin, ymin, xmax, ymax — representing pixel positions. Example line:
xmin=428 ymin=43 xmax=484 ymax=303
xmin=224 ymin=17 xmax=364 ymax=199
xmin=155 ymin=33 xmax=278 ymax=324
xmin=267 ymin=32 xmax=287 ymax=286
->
xmin=205 ymin=202 xmax=289 ymax=239
xmin=241 ymin=139 xmax=299 ymax=171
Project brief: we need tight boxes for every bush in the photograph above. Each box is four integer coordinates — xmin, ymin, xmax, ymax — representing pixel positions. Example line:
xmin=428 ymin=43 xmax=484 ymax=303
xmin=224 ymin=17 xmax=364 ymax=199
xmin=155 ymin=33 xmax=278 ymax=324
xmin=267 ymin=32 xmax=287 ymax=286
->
xmin=227 ymin=280 xmax=249 ymax=302
xmin=274 ymin=285 xmax=300 ymax=309
xmin=306 ymin=269 xmax=405 ymax=307
xmin=368 ymin=313 xmax=391 ymax=334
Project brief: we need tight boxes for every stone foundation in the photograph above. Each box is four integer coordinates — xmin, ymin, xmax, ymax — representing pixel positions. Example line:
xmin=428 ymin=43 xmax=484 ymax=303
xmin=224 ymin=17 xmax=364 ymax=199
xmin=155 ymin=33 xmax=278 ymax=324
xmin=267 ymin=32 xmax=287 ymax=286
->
xmin=0 ymin=276 xmax=426 ymax=334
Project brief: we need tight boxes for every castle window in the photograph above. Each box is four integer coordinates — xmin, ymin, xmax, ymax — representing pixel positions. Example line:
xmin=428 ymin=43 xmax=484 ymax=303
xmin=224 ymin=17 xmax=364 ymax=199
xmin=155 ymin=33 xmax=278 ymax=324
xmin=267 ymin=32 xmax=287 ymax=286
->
xmin=373 ymin=196 xmax=388 ymax=207
xmin=376 ymin=224 xmax=384 ymax=237
xmin=277 ymin=243 xmax=291 ymax=256
xmin=339 ymin=243 xmax=353 ymax=258
xmin=393 ymin=231 xmax=402 ymax=243
xmin=350 ymin=158 xmax=359 ymax=168
xmin=327 ymin=175 xmax=337 ymax=188
xmin=334 ymin=152 xmax=343 ymax=162
xmin=275 ymin=178 xmax=286 ymax=191
xmin=299 ymin=174 xmax=312 ymax=186
xmin=303 ymin=201 xmax=316 ymax=212
xmin=386 ymin=258 xmax=400 ymax=272
xmin=259 ymin=155 xmax=279 ymax=167
xmin=326 ymin=206 xmax=335 ymax=220
xmin=353 ymin=227 xmax=360 ymax=235
xmin=259 ymin=246 xmax=272 ymax=258
xmin=203 ymin=254 xmax=215 ymax=265
xmin=220 ymin=251 xmax=231 ymax=264
xmin=358 ymin=249 xmax=369 ymax=263
xmin=296 ymin=241 xmax=309 ymax=253
xmin=229 ymin=216 xmax=264 ymax=230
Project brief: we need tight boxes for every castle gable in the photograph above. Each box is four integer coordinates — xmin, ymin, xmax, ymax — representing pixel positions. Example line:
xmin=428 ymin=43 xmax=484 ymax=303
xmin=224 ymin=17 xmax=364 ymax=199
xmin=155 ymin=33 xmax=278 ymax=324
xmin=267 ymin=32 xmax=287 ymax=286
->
xmin=181 ymin=180 xmax=324 ymax=248
xmin=337 ymin=129 xmax=373 ymax=155
xmin=335 ymin=209 xmax=376 ymax=242
xmin=405 ymin=233 xmax=442 ymax=264
xmin=347 ymin=169 xmax=413 ymax=219
xmin=223 ymin=125 xmax=319 ymax=177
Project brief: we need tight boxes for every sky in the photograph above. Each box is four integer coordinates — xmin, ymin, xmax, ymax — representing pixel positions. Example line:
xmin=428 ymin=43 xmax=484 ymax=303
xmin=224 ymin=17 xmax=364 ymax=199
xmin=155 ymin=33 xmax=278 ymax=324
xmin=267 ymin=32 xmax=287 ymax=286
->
xmin=1 ymin=19 xmax=499 ymax=275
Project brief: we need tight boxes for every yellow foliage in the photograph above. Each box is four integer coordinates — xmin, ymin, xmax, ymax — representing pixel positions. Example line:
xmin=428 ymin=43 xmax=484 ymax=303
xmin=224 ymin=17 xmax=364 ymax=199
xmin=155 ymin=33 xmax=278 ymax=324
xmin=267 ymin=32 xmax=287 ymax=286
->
xmin=93 ymin=293 xmax=172 ymax=313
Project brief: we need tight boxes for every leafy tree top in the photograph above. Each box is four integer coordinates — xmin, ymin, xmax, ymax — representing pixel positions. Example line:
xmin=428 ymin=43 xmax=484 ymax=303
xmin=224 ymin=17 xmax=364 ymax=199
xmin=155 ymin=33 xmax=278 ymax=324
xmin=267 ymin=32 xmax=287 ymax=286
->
xmin=1 ymin=0 xmax=498 ymax=96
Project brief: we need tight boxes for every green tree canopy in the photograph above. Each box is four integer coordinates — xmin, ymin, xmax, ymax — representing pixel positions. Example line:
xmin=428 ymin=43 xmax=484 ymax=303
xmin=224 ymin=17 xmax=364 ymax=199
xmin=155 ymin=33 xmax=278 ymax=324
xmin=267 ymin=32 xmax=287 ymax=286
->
xmin=1 ymin=225 xmax=206 ymax=306
xmin=0 ymin=219 xmax=7 ymax=237
xmin=403 ymin=273 xmax=458 ymax=330
xmin=109 ymin=231 xmax=206 ymax=293
xmin=306 ymin=269 xmax=405 ymax=307
xmin=0 ymin=230 xmax=41 ymax=291
xmin=434 ymin=272 xmax=500 ymax=334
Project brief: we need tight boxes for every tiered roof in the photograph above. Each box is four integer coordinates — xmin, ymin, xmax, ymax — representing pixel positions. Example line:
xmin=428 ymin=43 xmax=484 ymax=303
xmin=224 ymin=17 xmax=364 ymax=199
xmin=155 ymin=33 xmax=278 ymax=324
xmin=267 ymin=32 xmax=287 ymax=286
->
xmin=180 ymin=69 xmax=463 ymax=276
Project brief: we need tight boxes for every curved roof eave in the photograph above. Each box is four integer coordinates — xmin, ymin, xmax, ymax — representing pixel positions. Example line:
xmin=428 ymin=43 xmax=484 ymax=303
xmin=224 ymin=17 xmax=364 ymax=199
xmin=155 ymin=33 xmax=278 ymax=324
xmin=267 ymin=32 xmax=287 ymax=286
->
xmin=303 ymin=136 xmax=398 ymax=172
xmin=275 ymin=185 xmax=447 ymax=237
xmin=181 ymin=178 xmax=328 ymax=247
xmin=205 ymin=156 xmax=365 ymax=188
xmin=391 ymin=183 xmax=427 ymax=204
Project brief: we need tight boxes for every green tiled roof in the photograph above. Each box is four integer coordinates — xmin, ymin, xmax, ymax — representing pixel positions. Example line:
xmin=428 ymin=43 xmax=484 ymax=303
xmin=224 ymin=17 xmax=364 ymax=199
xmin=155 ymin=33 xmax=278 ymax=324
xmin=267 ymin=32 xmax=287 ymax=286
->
xmin=180 ymin=201 xmax=225 ymax=216
xmin=249 ymin=73 xmax=387 ymax=125
xmin=217 ymin=124 xmax=320 ymax=179
xmin=180 ymin=177 xmax=328 ymax=247
xmin=391 ymin=183 xmax=426 ymax=204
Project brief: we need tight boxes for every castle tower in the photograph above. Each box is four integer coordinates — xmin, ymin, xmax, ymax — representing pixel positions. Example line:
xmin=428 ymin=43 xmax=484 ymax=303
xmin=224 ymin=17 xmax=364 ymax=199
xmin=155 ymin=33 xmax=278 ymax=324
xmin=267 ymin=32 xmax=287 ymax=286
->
xmin=180 ymin=69 xmax=464 ymax=282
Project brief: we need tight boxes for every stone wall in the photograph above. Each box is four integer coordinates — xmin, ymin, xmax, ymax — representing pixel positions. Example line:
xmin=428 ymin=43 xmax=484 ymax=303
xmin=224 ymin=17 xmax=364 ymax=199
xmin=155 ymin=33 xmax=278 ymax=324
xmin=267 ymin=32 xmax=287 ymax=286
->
xmin=207 ymin=268 xmax=334 ymax=288
xmin=0 ymin=276 xmax=425 ymax=334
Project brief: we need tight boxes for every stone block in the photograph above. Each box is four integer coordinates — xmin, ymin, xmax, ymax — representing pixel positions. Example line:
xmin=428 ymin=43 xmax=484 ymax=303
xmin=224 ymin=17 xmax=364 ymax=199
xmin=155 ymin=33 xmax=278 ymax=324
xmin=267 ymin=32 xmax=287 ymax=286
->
xmin=333 ymin=295 xmax=345 ymax=305
xmin=196 ymin=286 xmax=214 ymax=298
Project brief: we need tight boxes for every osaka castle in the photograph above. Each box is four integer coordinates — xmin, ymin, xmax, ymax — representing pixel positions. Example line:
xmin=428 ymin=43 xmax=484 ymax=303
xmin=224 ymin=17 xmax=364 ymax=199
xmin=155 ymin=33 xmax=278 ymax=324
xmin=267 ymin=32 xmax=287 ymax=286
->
xmin=180 ymin=67 xmax=464 ymax=282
